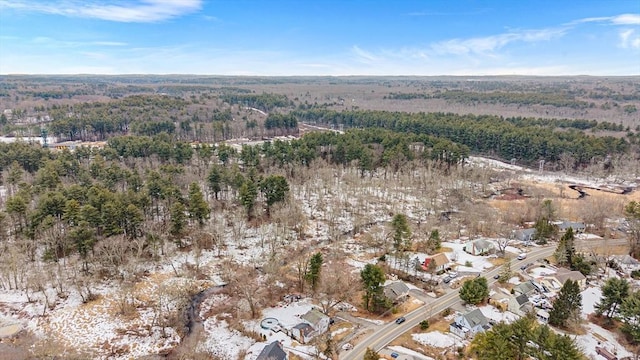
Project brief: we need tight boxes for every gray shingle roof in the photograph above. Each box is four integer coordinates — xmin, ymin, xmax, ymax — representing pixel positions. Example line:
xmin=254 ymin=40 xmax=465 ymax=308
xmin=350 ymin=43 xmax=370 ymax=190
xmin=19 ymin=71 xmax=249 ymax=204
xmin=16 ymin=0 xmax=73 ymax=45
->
xmin=463 ymin=308 xmax=489 ymax=328
xmin=256 ymin=341 xmax=287 ymax=360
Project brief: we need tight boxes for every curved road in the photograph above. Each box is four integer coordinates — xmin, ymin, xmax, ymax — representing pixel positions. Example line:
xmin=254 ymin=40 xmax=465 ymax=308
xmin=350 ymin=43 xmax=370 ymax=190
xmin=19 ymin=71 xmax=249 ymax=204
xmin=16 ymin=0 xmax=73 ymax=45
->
xmin=340 ymin=246 xmax=556 ymax=360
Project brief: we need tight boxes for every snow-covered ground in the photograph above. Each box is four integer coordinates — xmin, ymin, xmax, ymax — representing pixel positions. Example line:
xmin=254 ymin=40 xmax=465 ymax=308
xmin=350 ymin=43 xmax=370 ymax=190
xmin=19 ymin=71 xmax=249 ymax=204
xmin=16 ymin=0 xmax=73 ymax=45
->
xmin=412 ymin=331 xmax=457 ymax=348
xmin=508 ymin=276 xmax=521 ymax=284
xmin=387 ymin=345 xmax=436 ymax=360
xmin=198 ymin=317 xmax=253 ymax=359
xmin=581 ymin=287 xmax=602 ymax=318
xmin=478 ymin=305 xmax=518 ymax=324
xmin=243 ymin=298 xmax=320 ymax=360
xmin=576 ymin=323 xmax=634 ymax=359
xmin=529 ymin=267 xmax=556 ymax=277
xmin=441 ymin=242 xmax=495 ymax=271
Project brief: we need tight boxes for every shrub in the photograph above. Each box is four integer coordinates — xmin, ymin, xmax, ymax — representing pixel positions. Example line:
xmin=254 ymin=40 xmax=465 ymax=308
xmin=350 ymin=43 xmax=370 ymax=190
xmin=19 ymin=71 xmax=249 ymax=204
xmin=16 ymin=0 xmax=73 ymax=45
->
xmin=420 ymin=320 xmax=430 ymax=330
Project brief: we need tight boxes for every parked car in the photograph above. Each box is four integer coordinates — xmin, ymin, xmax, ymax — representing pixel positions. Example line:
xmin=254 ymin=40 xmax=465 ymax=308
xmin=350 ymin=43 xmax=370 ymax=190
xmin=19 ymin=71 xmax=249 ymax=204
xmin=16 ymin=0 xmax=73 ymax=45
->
xmin=517 ymin=253 xmax=527 ymax=260
xmin=443 ymin=276 xmax=452 ymax=284
xmin=448 ymin=271 xmax=458 ymax=278
xmin=395 ymin=317 xmax=406 ymax=324
xmin=493 ymin=274 xmax=500 ymax=279
xmin=391 ymin=352 xmax=399 ymax=359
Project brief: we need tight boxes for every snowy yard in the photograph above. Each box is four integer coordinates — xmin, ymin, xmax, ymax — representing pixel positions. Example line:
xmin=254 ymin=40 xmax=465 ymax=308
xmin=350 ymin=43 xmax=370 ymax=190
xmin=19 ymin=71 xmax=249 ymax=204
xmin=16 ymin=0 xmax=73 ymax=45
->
xmin=412 ymin=331 xmax=458 ymax=348
xmin=581 ymin=287 xmax=602 ymax=318
xmin=478 ymin=305 xmax=518 ymax=324
xmin=576 ymin=323 xmax=634 ymax=359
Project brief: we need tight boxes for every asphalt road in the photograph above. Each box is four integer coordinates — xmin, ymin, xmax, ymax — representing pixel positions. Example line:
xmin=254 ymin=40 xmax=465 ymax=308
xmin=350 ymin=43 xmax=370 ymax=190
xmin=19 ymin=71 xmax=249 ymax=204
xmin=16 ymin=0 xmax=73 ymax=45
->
xmin=340 ymin=246 xmax=556 ymax=360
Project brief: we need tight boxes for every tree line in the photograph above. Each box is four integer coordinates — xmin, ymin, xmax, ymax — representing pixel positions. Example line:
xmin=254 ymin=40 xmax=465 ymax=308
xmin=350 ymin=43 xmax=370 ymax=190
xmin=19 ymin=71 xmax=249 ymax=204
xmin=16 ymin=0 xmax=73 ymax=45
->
xmin=293 ymin=109 xmax=630 ymax=167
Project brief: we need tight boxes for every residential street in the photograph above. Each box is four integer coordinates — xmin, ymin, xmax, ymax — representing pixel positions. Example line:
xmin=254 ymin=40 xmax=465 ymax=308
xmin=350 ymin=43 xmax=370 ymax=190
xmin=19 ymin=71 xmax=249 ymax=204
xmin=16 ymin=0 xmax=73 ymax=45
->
xmin=339 ymin=246 xmax=557 ymax=360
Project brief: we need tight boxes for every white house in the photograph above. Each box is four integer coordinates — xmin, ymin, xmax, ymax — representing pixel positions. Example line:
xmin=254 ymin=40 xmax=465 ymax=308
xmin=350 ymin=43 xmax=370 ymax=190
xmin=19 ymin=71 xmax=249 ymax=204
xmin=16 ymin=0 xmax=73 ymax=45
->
xmin=463 ymin=239 xmax=495 ymax=256
xmin=301 ymin=308 xmax=330 ymax=335
xmin=422 ymin=253 xmax=450 ymax=272
xmin=449 ymin=309 xmax=491 ymax=339
xmin=290 ymin=308 xmax=331 ymax=344
xmin=291 ymin=323 xmax=314 ymax=344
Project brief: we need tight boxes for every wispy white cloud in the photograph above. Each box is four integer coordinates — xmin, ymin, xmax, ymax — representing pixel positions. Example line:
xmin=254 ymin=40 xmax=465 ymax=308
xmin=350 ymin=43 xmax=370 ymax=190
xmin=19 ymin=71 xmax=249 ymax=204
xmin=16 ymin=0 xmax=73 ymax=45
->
xmin=351 ymin=45 xmax=380 ymax=64
xmin=431 ymin=27 xmax=566 ymax=56
xmin=619 ymin=29 xmax=640 ymax=49
xmin=610 ymin=14 xmax=640 ymax=25
xmin=29 ymin=36 xmax=127 ymax=48
xmin=571 ymin=13 xmax=640 ymax=26
xmin=0 ymin=0 xmax=202 ymax=22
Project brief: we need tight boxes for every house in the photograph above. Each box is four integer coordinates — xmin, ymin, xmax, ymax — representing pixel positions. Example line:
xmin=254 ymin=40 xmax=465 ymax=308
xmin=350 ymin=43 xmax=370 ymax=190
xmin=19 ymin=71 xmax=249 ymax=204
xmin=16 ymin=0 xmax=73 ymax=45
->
xmin=508 ymin=294 xmax=532 ymax=316
xmin=291 ymin=323 xmax=315 ymax=344
xmin=463 ymin=239 xmax=495 ymax=255
xmin=383 ymin=281 xmax=410 ymax=303
xmin=256 ymin=341 xmax=287 ymax=360
xmin=551 ymin=269 xmax=586 ymax=290
xmin=513 ymin=281 xmax=538 ymax=296
xmin=557 ymin=221 xmax=586 ymax=233
xmin=514 ymin=228 xmax=537 ymax=242
xmin=422 ymin=253 xmax=450 ymax=272
xmin=301 ymin=308 xmax=330 ymax=335
xmin=449 ymin=308 xmax=491 ymax=339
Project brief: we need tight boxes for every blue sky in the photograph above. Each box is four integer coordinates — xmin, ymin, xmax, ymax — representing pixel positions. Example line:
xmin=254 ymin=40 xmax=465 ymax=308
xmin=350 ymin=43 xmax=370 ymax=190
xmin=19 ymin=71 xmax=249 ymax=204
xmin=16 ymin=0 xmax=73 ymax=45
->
xmin=0 ymin=0 xmax=639 ymax=75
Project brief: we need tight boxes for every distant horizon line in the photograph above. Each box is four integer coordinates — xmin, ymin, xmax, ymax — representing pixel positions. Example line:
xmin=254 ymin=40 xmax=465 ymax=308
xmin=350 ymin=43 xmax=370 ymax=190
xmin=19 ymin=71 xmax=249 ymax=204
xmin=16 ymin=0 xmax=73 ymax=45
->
xmin=1 ymin=73 xmax=639 ymax=78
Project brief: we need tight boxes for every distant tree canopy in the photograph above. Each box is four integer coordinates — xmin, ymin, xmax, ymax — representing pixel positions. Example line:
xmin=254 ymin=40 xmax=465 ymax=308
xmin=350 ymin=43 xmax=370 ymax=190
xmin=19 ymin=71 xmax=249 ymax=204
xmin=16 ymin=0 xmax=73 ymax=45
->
xmin=293 ymin=109 xmax=629 ymax=167
xmin=220 ymin=93 xmax=292 ymax=112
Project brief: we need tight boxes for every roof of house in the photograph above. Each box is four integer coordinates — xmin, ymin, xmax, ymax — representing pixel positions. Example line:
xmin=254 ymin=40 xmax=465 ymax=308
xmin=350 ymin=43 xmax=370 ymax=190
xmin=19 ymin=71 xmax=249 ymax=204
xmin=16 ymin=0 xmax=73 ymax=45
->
xmin=428 ymin=253 xmax=449 ymax=267
xmin=383 ymin=281 xmax=410 ymax=300
xmin=515 ymin=228 xmax=537 ymax=238
xmin=471 ymin=239 xmax=494 ymax=249
xmin=256 ymin=341 xmax=287 ymax=360
xmin=514 ymin=282 xmax=537 ymax=294
xmin=462 ymin=308 xmax=490 ymax=329
xmin=515 ymin=294 xmax=529 ymax=306
xmin=558 ymin=221 xmax=586 ymax=231
xmin=301 ymin=308 xmax=328 ymax=327
xmin=293 ymin=322 xmax=314 ymax=336
xmin=554 ymin=270 xmax=586 ymax=284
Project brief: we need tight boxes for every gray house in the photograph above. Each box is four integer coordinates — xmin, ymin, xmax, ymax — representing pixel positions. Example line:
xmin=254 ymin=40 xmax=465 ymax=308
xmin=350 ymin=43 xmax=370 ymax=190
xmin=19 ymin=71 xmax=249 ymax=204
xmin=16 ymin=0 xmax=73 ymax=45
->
xmin=256 ymin=341 xmax=287 ymax=360
xmin=383 ymin=281 xmax=410 ymax=303
xmin=557 ymin=221 xmax=586 ymax=233
xmin=513 ymin=281 xmax=537 ymax=296
xmin=514 ymin=228 xmax=537 ymax=242
xmin=449 ymin=309 xmax=491 ymax=339
xmin=508 ymin=294 xmax=532 ymax=316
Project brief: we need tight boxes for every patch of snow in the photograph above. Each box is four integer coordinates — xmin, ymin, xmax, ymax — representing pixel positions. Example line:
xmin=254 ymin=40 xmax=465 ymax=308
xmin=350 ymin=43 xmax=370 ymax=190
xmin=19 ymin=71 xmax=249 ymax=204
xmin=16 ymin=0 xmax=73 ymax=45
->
xmin=198 ymin=317 xmax=253 ymax=359
xmin=387 ymin=345 xmax=436 ymax=360
xmin=412 ymin=331 xmax=457 ymax=348
xmin=581 ymin=287 xmax=602 ymax=318
xmin=442 ymin=242 xmax=494 ymax=271
xmin=478 ymin=305 xmax=518 ymax=324
xmin=331 ymin=327 xmax=349 ymax=337
xmin=508 ymin=276 xmax=521 ymax=284
xmin=575 ymin=323 xmax=634 ymax=359
xmin=529 ymin=267 xmax=556 ymax=277
xmin=260 ymin=298 xmax=316 ymax=329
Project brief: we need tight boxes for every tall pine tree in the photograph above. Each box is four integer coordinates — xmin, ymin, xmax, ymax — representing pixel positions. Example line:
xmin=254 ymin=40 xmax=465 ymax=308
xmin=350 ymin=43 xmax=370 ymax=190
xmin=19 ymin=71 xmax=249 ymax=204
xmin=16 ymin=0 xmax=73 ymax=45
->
xmin=549 ymin=279 xmax=582 ymax=328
